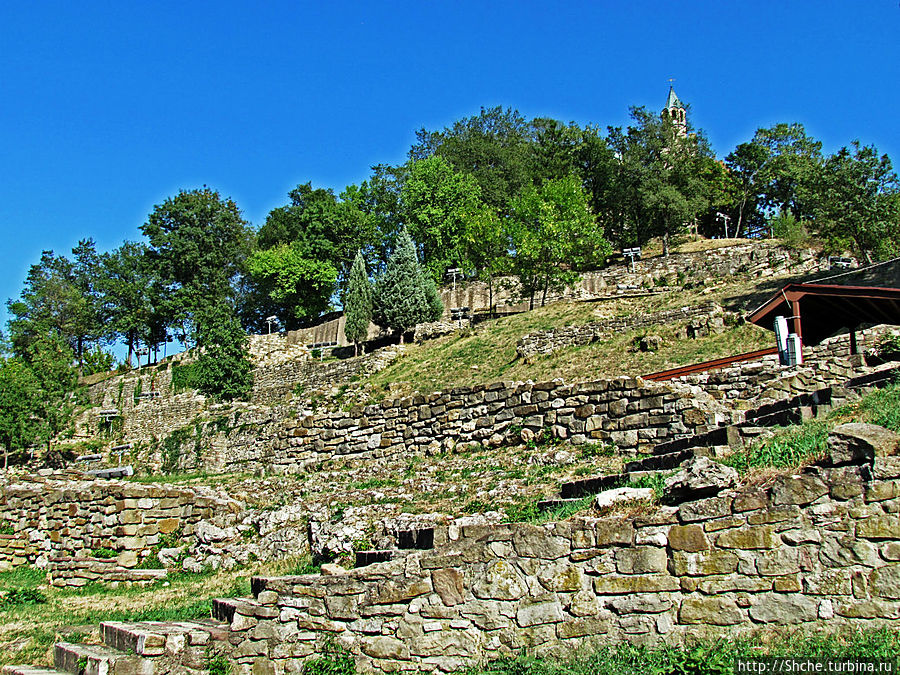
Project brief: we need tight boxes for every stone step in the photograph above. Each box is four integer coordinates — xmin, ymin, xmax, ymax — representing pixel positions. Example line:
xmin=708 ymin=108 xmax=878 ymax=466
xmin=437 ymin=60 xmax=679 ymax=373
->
xmin=558 ymin=473 xmax=626 ymax=499
xmin=355 ymin=549 xmax=400 ymax=567
xmin=100 ymin=620 xmax=227 ymax=657
xmin=54 ymin=642 xmax=150 ymax=675
xmin=2 ymin=667 xmax=63 ymax=675
xmin=211 ymin=597 xmax=279 ymax=625
xmin=625 ymin=448 xmax=699 ymax=473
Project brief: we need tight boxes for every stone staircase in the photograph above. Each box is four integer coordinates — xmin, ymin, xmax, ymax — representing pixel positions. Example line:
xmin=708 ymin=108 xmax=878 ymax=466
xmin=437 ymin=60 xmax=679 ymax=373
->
xmin=538 ymin=364 xmax=900 ymax=511
xmin=4 ymin=617 xmax=234 ymax=675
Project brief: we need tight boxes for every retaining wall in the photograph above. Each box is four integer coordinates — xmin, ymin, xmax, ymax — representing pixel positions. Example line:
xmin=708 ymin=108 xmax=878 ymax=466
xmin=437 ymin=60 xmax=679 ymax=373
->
xmin=223 ymin=452 xmax=900 ymax=674
xmin=0 ymin=475 xmax=240 ymax=584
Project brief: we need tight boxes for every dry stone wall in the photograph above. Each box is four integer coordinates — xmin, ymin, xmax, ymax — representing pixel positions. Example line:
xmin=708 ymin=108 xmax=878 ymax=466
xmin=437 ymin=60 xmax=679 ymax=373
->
xmin=0 ymin=474 xmax=240 ymax=585
xmin=215 ymin=452 xmax=900 ymax=674
xmin=443 ymin=242 xmax=830 ymax=315
xmin=516 ymin=302 xmax=726 ymax=361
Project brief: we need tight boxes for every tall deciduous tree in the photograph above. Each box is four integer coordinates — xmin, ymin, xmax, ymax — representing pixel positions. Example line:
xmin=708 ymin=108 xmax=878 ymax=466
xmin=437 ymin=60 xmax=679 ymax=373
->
xmin=7 ymin=240 xmax=107 ymax=372
xmin=0 ymin=357 xmax=44 ymax=467
xmin=814 ymin=141 xmax=900 ymax=263
xmin=343 ymin=251 xmax=373 ymax=356
xmin=401 ymin=156 xmax=485 ymax=281
xmin=373 ymin=228 xmax=442 ymax=343
xmin=607 ymin=106 xmax=714 ymax=253
xmin=141 ymin=187 xmax=253 ymax=338
xmin=193 ymin=303 xmax=253 ymax=402
xmin=507 ymin=176 xmax=611 ymax=309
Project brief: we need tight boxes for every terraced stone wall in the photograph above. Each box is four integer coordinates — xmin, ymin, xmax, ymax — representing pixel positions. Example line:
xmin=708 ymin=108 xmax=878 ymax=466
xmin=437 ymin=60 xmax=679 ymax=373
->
xmin=229 ymin=454 xmax=900 ymax=674
xmin=0 ymin=475 xmax=240 ymax=582
xmin=443 ymin=242 xmax=830 ymax=315
xmin=516 ymin=302 xmax=726 ymax=361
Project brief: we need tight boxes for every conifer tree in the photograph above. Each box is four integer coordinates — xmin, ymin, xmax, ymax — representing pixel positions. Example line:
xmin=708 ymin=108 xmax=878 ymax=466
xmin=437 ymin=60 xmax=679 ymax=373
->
xmin=374 ymin=227 xmax=442 ymax=344
xmin=344 ymin=251 xmax=373 ymax=356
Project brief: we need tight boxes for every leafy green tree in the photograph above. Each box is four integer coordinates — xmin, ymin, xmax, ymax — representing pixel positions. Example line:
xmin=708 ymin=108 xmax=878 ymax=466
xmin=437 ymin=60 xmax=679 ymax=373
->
xmin=463 ymin=207 xmax=510 ymax=317
xmin=99 ymin=241 xmax=168 ymax=368
xmin=343 ymin=251 xmax=373 ymax=356
xmin=6 ymin=241 xmax=107 ymax=373
xmin=401 ymin=156 xmax=485 ymax=281
xmin=141 ymin=187 xmax=253 ymax=338
xmin=410 ymin=106 xmax=534 ymax=213
xmin=0 ymin=357 xmax=44 ymax=467
xmin=193 ymin=304 xmax=253 ymax=402
xmin=25 ymin=335 xmax=78 ymax=441
xmin=607 ymin=106 xmax=713 ymax=253
xmin=507 ymin=176 xmax=611 ymax=309
xmin=373 ymin=228 xmax=443 ymax=343
xmin=246 ymin=244 xmax=338 ymax=327
xmin=813 ymin=141 xmax=900 ymax=263
xmin=341 ymin=165 xmax=407 ymax=274
xmin=251 ymin=183 xmax=375 ymax=328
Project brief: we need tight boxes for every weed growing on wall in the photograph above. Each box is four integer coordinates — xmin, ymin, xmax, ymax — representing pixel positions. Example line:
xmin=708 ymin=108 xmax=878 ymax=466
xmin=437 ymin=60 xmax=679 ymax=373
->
xmin=724 ymin=421 xmax=828 ymax=474
xmin=301 ymin=638 xmax=356 ymax=675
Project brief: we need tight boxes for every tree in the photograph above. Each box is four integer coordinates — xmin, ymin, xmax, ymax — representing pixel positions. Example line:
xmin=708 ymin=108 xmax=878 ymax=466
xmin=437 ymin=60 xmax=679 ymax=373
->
xmin=246 ymin=244 xmax=338 ymax=327
xmin=401 ymin=156 xmax=485 ymax=281
xmin=343 ymin=251 xmax=373 ymax=356
xmin=607 ymin=106 xmax=714 ymax=253
xmin=6 ymin=241 xmax=106 ymax=373
xmin=373 ymin=228 xmax=443 ymax=343
xmin=507 ymin=176 xmax=611 ymax=309
xmin=99 ymin=241 xmax=167 ymax=368
xmin=251 ymin=182 xmax=375 ymax=329
xmin=463 ymin=207 xmax=510 ymax=317
xmin=410 ymin=106 xmax=534 ymax=213
xmin=193 ymin=304 xmax=253 ymax=402
xmin=0 ymin=357 xmax=44 ymax=467
xmin=814 ymin=141 xmax=900 ymax=263
xmin=141 ymin=187 xmax=253 ymax=338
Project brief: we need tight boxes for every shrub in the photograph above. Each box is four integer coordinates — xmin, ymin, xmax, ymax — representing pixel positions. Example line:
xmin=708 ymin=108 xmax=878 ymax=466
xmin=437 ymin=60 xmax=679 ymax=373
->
xmin=0 ymin=587 xmax=46 ymax=607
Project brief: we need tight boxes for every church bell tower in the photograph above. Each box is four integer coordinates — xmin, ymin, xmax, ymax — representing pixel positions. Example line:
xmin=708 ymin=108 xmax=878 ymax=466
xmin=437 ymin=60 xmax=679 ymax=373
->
xmin=661 ymin=85 xmax=686 ymax=137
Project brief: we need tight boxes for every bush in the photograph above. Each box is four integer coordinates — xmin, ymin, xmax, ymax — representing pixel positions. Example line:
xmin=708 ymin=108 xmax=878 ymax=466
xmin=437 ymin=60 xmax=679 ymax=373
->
xmin=302 ymin=639 xmax=356 ymax=675
xmin=0 ymin=587 xmax=46 ymax=607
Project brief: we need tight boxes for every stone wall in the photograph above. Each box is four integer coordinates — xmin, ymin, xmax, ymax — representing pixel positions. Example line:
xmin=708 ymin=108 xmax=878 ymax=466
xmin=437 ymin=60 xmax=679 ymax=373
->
xmin=516 ymin=302 xmax=726 ymax=361
xmin=442 ymin=241 xmax=830 ymax=316
xmin=218 ymin=451 xmax=900 ymax=674
xmin=0 ymin=474 xmax=240 ymax=582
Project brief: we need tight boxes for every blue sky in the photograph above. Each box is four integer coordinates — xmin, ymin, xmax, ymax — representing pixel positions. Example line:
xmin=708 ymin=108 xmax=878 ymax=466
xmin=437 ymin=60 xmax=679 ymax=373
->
xmin=1 ymin=1 xmax=899 ymax=327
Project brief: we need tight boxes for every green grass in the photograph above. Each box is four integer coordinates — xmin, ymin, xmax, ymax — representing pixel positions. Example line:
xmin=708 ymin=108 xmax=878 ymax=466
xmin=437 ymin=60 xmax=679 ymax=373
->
xmin=466 ymin=628 xmax=900 ymax=675
xmin=364 ymin=297 xmax=771 ymax=398
xmin=722 ymin=380 xmax=900 ymax=476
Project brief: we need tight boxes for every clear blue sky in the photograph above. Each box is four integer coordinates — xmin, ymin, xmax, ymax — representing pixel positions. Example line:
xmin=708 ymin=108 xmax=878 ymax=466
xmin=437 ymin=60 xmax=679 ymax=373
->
xmin=2 ymin=1 xmax=899 ymax=327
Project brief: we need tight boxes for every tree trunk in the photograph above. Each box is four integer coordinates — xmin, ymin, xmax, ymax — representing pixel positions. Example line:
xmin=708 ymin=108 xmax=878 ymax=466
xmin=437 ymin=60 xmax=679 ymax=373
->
xmin=488 ymin=276 xmax=494 ymax=319
xmin=541 ymin=276 xmax=549 ymax=307
xmin=662 ymin=232 xmax=670 ymax=257
xmin=399 ymin=331 xmax=405 ymax=345
xmin=354 ymin=342 xmax=358 ymax=357
xmin=126 ymin=335 xmax=135 ymax=369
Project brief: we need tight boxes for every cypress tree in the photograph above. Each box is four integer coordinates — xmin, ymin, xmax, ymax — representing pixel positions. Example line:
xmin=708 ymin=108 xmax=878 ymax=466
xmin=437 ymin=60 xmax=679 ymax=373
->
xmin=374 ymin=227 xmax=443 ymax=344
xmin=344 ymin=251 xmax=373 ymax=356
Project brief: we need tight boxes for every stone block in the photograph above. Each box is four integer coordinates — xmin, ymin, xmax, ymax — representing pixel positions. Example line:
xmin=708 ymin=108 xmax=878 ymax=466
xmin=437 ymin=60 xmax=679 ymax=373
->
xmin=361 ymin=637 xmax=411 ymax=660
xmin=856 ymin=515 xmax=900 ymax=540
xmin=667 ymin=525 xmax=709 ymax=552
xmin=536 ymin=561 xmax=585 ymax=592
xmin=472 ymin=560 xmax=527 ymax=600
xmin=593 ymin=574 xmax=679 ymax=594
xmin=431 ymin=569 xmax=464 ymax=606
xmin=679 ymin=595 xmax=745 ymax=625
xmin=716 ymin=526 xmax=777 ymax=549
xmin=869 ymin=564 xmax=900 ymax=599
xmin=516 ymin=600 xmax=565 ymax=627
xmin=615 ymin=547 xmax=667 ymax=575
xmin=748 ymin=594 xmax=818 ymax=624
xmin=669 ymin=550 xmax=738 ymax=576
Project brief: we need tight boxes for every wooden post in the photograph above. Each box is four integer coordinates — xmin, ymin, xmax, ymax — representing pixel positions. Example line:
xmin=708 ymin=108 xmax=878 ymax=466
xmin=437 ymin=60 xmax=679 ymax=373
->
xmin=790 ymin=299 xmax=803 ymax=343
xmin=850 ymin=328 xmax=859 ymax=355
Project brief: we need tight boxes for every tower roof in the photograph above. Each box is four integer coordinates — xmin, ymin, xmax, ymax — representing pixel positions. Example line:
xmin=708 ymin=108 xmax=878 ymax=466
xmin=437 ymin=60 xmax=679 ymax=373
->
xmin=665 ymin=86 xmax=683 ymax=111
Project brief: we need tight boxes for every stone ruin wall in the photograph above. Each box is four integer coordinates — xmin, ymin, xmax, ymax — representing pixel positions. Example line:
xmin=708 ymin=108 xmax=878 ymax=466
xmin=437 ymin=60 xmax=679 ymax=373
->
xmin=516 ymin=301 xmax=727 ymax=361
xmin=98 ymin=348 xmax=874 ymax=478
xmin=0 ymin=475 xmax=240 ymax=586
xmin=442 ymin=241 xmax=830 ymax=316
xmin=215 ymin=453 xmax=900 ymax=674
